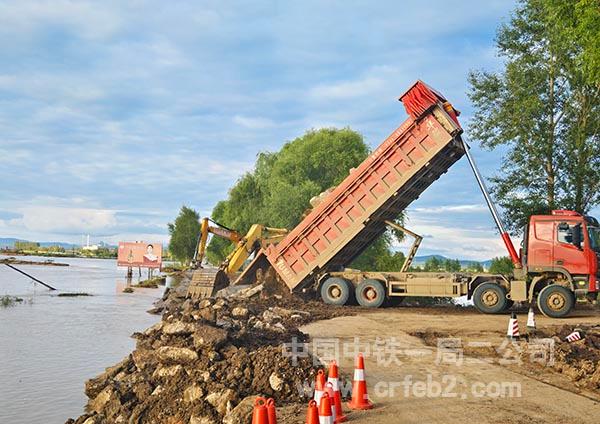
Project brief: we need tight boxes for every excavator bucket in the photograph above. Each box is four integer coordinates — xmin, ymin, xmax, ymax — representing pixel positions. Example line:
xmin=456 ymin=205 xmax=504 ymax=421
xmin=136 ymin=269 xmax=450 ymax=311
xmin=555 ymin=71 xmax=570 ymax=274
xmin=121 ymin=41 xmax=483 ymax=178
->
xmin=187 ymin=268 xmax=230 ymax=299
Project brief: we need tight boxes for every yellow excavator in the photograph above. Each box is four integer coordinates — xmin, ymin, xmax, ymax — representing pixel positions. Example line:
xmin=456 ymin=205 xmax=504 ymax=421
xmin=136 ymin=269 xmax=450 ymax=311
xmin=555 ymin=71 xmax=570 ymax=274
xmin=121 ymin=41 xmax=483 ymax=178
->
xmin=187 ymin=218 xmax=288 ymax=299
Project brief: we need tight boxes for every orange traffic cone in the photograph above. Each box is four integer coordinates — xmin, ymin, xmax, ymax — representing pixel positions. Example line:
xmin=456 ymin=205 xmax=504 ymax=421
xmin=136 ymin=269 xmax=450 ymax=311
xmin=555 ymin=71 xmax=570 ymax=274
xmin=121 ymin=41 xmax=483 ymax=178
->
xmin=319 ymin=392 xmax=334 ymax=424
xmin=305 ymin=399 xmax=319 ymax=424
xmin=324 ymin=382 xmax=337 ymax=423
xmin=266 ymin=398 xmax=277 ymax=424
xmin=252 ymin=397 xmax=269 ymax=424
xmin=314 ymin=369 xmax=326 ymax=406
xmin=327 ymin=360 xmax=347 ymax=423
xmin=506 ymin=312 xmax=520 ymax=340
xmin=347 ymin=353 xmax=373 ymax=410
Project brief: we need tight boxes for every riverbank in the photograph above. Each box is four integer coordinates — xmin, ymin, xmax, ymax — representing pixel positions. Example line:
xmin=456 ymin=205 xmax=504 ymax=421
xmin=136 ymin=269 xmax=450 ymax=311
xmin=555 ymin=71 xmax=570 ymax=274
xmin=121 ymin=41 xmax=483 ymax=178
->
xmin=66 ymin=276 xmax=356 ymax=423
xmin=65 ymin=275 xmax=600 ymax=424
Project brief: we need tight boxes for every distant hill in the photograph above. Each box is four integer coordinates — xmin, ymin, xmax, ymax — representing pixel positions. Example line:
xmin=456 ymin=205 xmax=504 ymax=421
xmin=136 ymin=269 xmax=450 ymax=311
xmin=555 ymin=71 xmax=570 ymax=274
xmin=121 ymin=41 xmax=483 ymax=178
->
xmin=0 ymin=237 xmax=79 ymax=249
xmin=412 ymin=254 xmax=492 ymax=270
xmin=0 ymin=238 xmax=24 ymax=249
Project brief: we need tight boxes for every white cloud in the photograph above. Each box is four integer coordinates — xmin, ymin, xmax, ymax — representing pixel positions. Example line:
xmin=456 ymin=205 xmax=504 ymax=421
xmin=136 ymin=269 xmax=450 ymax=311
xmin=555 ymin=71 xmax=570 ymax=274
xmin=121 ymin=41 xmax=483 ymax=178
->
xmin=410 ymin=204 xmax=488 ymax=214
xmin=0 ymin=0 xmax=122 ymax=40
xmin=309 ymin=76 xmax=385 ymax=101
xmin=233 ymin=115 xmax=275 ymax=129
xmin=394 ymin=215 xmax=508 ymax=261
xmin=19 ymin=206 xmax=117 ymax=234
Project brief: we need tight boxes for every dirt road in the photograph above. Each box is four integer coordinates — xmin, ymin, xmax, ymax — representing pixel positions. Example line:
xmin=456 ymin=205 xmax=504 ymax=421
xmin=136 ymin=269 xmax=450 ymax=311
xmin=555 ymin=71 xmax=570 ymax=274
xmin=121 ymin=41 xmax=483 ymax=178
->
xmin=300 ymin=306 xmax=600 ymax=424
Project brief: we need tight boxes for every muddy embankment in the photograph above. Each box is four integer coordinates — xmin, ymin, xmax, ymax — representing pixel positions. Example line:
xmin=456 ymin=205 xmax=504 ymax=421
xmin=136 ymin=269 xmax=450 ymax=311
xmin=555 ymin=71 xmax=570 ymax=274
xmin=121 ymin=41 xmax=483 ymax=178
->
xmin=66 ymin=278 xmax=355 ymax=424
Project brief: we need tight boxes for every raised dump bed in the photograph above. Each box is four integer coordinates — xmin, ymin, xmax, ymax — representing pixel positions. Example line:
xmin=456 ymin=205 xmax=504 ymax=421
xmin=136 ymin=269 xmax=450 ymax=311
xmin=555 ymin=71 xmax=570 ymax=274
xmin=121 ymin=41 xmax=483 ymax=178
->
xmin=259 ymin=81 xmax=466 ymax=292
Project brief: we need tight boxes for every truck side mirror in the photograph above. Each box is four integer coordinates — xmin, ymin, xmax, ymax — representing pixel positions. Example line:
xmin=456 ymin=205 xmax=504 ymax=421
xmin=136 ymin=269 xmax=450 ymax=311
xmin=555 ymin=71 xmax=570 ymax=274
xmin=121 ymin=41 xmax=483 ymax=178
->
xmin=572 ymin=223 xmax=582 ymax=249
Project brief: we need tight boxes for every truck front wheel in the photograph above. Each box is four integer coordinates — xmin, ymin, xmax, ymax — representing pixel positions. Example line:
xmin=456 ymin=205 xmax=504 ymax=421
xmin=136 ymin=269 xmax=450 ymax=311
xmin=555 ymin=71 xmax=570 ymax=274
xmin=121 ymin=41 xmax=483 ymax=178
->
xmin=537 ymin=285 xmax=574 ymax=318
xmin=473 ymin=282 xmax=508 ymax=314
xmin=320 ymin=277 xmax=352 ymax=306
xmin=356 ymin=279 xmax=386 ymax=308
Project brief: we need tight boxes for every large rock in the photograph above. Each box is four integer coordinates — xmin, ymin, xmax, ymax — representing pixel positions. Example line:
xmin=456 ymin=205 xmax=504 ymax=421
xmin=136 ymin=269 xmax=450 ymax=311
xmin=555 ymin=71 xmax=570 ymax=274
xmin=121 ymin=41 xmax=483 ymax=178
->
xmin=162 ymin=320 xmax=195 ymax=335
xmin=193 ymin=307 xmax=217 ymax=323
xmin=157 ymin=346 xmax=198 ymax=364
xmin=223 ymin=396 xmax=256 ymax=424
xmin=231 ymin=307 xmax=249 ymax=318
xmin=152 ymin=365 xmax=184 ymax=379
xmin=183 ymin=384 xmax=205 ymax=403
xmin=85 ymin=356 xmax=132 ymax=398
xmin=269 ymin=372 xmax=284 ymax=391
xmin=205 ymin=388 xmax=237 ymax=416
xmin=192 ymin=324 xmax=228 ymax=350
xmin=89 ymin=386 xmax=113 ymax=413
xmin=132 ymin=349 xmax=157 ymax=371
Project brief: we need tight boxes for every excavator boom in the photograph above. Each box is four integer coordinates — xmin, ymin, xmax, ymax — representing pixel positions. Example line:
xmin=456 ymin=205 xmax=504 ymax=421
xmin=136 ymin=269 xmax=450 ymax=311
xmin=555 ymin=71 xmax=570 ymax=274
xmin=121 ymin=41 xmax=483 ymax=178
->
xmin=187 ymin=219 xmax=288 ymax=299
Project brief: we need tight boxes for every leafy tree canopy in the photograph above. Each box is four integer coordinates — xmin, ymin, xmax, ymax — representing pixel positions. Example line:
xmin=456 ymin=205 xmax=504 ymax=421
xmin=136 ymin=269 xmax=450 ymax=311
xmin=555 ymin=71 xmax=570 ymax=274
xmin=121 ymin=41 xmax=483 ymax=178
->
xmin=168 ymin=206 xmax=200 ymax=265
xmin=488 ymin=256 xmax=515 ymax=276
xmin=468 ymin=0 xmax=600 ymax=233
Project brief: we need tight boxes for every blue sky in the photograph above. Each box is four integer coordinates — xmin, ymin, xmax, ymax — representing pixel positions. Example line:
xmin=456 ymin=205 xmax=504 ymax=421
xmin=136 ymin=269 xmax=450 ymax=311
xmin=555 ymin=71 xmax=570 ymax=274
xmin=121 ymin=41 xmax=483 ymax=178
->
xmin=0 ymin=0 xmax=538 ymax=260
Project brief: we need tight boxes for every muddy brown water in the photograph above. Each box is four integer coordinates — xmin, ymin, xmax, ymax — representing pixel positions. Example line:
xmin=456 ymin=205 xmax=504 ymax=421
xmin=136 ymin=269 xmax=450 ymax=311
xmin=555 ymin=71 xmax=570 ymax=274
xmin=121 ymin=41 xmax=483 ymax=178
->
xmin=0 ymin=255 xmax=166 ymax=424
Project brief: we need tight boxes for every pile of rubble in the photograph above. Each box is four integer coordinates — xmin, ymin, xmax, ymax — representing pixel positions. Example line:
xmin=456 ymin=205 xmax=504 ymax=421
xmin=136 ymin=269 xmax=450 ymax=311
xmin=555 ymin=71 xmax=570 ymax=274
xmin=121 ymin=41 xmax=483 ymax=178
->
xmin=66 ymin=280 xmax=348 ymax=424
xmin=538 ymin=324 xmax=600 ymax=390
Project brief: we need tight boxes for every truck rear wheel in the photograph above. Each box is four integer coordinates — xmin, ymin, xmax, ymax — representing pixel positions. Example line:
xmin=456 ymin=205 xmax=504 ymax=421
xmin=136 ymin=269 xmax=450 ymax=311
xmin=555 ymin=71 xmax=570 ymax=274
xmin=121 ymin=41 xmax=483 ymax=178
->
xmin=473 ymin=282 xmax=508 ymax=314
xmin=537 ymin=285 xmax=574 ymax=318
xmin=356 ymin=279 xmax=386 ymax=308
xmin=320 ymin=277 xmax=352 ymax=306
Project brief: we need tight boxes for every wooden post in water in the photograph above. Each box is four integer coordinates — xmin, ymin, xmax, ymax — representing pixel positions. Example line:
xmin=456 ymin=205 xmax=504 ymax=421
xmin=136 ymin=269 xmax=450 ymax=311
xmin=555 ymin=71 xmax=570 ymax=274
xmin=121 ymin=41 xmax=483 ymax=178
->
xmin=3 ymin=263 xmax=57 ymax=290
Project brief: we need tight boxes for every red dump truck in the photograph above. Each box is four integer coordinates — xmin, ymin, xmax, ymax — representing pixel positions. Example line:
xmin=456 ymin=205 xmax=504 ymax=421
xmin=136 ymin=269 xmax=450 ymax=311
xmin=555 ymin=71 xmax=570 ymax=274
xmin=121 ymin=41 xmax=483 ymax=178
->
xmin=240 ymin=81 xmax=599 ymax=318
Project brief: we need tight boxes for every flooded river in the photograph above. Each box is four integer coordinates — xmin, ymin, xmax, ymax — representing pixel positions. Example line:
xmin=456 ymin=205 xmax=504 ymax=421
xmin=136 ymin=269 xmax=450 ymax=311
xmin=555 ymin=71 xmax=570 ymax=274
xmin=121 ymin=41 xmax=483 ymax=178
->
xmin=0 ymin=255 xmax=165 ymax=424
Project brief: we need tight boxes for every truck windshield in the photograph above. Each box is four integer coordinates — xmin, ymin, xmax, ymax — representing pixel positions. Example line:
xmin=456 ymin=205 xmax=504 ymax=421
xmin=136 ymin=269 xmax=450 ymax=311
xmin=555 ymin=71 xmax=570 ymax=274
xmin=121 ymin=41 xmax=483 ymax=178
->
xmin=588 ymin=226 xmax=600 ymax=252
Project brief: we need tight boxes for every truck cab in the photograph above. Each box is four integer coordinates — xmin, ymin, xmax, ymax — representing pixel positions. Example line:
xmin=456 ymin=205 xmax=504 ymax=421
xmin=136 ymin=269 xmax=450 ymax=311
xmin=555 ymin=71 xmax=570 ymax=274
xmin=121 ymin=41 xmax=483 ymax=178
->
xmin=518 ymin=210 xmax=600 ymax=316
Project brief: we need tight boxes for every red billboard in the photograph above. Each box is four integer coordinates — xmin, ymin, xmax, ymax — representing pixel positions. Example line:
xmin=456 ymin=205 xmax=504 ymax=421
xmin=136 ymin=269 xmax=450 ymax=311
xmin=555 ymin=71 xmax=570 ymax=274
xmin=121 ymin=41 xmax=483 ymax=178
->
xmin=117 ymin=242 xmax=162 ymax=268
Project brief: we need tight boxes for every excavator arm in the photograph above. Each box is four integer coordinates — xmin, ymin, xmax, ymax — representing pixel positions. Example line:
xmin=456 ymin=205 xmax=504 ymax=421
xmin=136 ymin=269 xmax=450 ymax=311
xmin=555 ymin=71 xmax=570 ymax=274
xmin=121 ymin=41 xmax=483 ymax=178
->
xmin=193 ymin=218 xmax=242 ymax=268
xmin=223 ymin=224 xmax=288 ymax=274
xmin=188 ymin=219 xmax=288 ymax=299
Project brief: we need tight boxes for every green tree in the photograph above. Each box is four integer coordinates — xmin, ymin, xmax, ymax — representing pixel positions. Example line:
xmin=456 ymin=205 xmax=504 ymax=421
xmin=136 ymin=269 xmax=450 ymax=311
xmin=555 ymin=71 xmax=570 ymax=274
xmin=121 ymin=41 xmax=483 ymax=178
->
xmin=168 ymin=206 xmax=200 ymax=265
xmin=488 ymin=256 xmax=515 ymax=275
xmin=468 ymin=0 xmax=600 ymax=232
xmin=423 ymin=256 xmax=443 ymax=272
xmin=207 ymin=128 xmax=405 ymax=268
xmin=465 ymin=261 xmax=484 ymax=273
xmin=444 ymin=258 xmax=462 ymax=272
xmin=351 ymin=239 xmax=406 ymax=272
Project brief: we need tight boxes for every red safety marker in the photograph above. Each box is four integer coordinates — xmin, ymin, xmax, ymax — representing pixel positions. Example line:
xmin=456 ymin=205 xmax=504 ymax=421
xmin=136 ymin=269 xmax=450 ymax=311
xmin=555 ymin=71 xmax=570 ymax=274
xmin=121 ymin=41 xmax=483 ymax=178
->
xmin=327 ymin=360 xmax=347 ymax=423
xmin=347 ymin=353 xmax=373 ymax=410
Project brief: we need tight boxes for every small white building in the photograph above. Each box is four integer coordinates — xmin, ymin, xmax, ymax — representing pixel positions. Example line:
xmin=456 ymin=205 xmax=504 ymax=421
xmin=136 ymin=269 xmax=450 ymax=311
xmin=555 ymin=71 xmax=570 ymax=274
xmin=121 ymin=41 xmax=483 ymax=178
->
xmin=82 ymin=235 xmax=99 ymax=251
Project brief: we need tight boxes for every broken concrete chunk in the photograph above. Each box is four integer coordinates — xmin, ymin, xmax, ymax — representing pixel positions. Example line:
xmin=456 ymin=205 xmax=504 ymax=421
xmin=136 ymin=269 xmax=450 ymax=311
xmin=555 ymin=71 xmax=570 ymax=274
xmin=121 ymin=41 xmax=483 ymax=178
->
xmin=162 ymin=320 xmax=195 ymax=335
xmin=231 ymin=307 xmax=249 ymax=318
xmin=157 ymin=346 xmax=198 ymax=364
xmin=205 ymin=388 xmax=237 ymax=416
xmin=269 ymin=372 xmax=284 ymax=391
xmin=183 ymin=384 xmax=205 ymax=403
xmin=223 ymin=395 xmax=256 ymax=424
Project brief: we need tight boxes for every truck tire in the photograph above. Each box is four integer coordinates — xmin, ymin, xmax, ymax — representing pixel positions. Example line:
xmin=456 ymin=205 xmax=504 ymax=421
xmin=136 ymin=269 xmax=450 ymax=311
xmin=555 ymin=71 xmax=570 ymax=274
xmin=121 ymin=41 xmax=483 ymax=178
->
xmin=473 ymin=282 xmax=508 ymax=314
xmin=320 ymin=277 xmax=352 ymax=306
xmin=356 ymin=279 xmax=386 ymax=308
xmin=537 ymin=284 xmax=574 ymax=318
